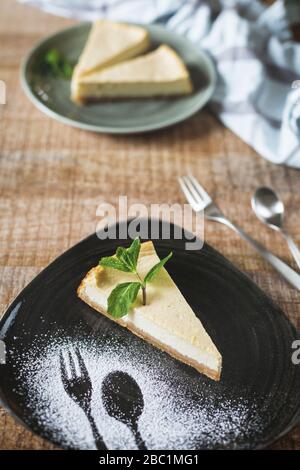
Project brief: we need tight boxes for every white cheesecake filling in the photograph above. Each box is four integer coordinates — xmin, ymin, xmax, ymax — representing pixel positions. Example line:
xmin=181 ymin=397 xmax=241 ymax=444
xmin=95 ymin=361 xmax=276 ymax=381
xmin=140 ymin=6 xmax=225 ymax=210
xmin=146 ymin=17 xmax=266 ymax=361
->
xmin=84 ymin=284 xmax=220 ymax=372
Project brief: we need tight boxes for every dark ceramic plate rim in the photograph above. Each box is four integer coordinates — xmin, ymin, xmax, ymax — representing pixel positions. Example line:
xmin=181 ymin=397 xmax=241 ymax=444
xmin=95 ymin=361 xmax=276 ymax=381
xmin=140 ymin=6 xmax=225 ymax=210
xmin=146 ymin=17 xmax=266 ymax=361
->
xmin=20 ymin=22 xmax=216 ymax=134
xmin=1 ymin=223 xmax=300 ymax=449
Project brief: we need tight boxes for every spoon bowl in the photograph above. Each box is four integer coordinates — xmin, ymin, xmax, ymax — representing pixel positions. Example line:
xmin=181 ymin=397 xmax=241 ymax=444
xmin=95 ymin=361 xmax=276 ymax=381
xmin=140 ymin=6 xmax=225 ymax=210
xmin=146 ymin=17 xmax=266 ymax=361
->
xmin=252 ymin=186 xmax=300 ymax=270
xmin=101 ymin=370 xmax=147 ymax=450
xmin=251 ymin=187 xmax=284 ymax=231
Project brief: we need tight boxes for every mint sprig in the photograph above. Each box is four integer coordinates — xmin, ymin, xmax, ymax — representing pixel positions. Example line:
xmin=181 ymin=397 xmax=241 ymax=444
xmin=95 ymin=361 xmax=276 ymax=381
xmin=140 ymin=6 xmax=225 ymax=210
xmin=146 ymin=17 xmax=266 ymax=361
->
xmin=34 ymin=48 xmax=74 ymax=80
xmin=99 ymin=238 xmax=172 ymax=318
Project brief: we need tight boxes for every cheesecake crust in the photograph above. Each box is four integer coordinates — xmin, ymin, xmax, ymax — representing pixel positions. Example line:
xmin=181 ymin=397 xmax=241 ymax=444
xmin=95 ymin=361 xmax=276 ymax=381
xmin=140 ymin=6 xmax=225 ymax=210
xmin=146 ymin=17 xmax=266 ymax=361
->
xmin=72 ymin=90 xmax=193 ymax=105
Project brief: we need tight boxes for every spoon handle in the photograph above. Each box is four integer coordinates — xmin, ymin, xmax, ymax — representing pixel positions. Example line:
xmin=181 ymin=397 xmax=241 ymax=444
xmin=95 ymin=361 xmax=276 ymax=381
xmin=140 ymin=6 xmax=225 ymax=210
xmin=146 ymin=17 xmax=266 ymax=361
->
xmin=215 ymin=217 xmax=300 ymax=290
xmin=131 ymin=423 xmax=147 ymax=450
xmin=282 ymin=231 xmax=300 ymax=270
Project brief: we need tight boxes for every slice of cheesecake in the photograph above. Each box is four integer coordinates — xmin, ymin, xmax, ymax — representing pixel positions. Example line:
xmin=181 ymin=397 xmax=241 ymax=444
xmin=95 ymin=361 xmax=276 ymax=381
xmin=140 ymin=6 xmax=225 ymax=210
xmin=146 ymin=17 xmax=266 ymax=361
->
xmin=72 ymin=45 xmax=193 ymax=103
xmin=73 ymin=20 xmax=150 ymax=79
xmin=78 ymin=241 xmax=222 ymax=380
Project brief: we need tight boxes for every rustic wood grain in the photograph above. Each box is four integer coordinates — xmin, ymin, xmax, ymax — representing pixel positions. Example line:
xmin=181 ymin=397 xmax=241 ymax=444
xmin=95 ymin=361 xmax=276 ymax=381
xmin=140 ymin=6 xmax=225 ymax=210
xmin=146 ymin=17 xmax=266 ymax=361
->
xmin=0 ymin=0 xmax=300 ymax=450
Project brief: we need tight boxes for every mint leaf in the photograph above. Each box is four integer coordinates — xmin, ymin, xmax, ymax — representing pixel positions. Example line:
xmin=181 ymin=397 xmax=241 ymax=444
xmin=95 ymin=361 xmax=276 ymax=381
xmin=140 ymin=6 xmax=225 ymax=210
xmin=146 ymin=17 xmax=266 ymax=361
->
xmin=61 ymin=61 xmax=73 ymax=79
xmin=107 ymin=282 xmax=141 ymax=318
xmin=144 ymin=252 xmax=173 ymax=284
xmin=45 ymin=49 xmax=60 ymax=69
xmin=126 ymin=237 xmax=141 ymax=269
xmin=99 ymin=256 xmax=132 ymax=272
xmin=116 ymin=238 xmax=141 ymax=272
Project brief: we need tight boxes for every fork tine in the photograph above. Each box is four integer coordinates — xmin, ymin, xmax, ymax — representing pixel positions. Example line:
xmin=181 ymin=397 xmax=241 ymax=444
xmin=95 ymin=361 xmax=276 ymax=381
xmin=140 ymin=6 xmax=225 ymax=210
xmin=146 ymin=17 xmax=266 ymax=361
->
xmin=75 ymin=347 xmax=89 ymax=379
xmin=187 ymin=174 xmax=212 ymax=203
xmin=182 ymin=176 xmax=204 ymax=204
xmin=178 ymin=177 xmax=199 ymax=212
xmin=67 ymin=350 xmax=77 ymax=378
xmin=59 ymin=351 xmax=68 ymax=384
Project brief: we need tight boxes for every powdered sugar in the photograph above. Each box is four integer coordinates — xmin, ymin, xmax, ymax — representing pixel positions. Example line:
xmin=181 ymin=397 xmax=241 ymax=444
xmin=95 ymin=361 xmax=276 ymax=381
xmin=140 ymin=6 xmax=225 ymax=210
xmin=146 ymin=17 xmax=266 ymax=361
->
xmin=10 ymin=330 xmax=263 ymax=449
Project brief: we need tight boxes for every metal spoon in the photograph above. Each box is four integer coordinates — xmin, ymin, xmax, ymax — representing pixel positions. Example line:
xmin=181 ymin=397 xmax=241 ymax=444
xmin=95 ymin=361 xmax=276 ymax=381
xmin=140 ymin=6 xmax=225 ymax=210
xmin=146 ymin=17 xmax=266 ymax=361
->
xmin=251 ymin=187 xmax=300 ymax=270
xmin=101 ymin=371 xmax=147 ymax=450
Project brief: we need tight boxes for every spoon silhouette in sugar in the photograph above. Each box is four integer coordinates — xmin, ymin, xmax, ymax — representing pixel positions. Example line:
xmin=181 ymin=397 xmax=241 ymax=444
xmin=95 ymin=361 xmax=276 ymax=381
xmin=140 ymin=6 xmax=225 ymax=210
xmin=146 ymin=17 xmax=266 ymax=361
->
xmin=101 ymin=371 xmax=147 ymax=450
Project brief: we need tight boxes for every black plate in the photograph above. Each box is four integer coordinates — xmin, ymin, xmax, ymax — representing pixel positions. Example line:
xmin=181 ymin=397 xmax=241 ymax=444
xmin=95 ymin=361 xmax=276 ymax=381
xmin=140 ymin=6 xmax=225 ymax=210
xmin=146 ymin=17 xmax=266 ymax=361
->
xmin=1 ymin=220 xmax=300 ymax=450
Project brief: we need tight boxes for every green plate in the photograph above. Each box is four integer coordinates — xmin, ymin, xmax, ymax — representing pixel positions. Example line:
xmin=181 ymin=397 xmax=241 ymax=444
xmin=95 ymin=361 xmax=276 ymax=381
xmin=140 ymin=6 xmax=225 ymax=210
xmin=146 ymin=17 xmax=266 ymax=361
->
xmin=21 ymin=23 xmax=216 ymax=134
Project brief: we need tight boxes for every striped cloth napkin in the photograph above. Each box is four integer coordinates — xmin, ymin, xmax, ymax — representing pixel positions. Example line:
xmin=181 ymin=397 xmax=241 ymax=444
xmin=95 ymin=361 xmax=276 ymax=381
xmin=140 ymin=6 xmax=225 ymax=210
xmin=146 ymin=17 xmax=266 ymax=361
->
xmin=22 ymin=0 xmax=300 ymax=167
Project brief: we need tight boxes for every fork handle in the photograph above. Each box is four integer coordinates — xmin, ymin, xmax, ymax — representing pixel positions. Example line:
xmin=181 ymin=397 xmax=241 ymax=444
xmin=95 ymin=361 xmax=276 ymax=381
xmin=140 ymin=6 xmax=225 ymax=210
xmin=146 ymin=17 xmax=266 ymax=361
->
xmin=282 ymin=230 xmax=300 ymax=271
xmin=216 ymin=216 xmax=300 ymax=290
xmin=87 ymin=414 xmax=108 ymax=450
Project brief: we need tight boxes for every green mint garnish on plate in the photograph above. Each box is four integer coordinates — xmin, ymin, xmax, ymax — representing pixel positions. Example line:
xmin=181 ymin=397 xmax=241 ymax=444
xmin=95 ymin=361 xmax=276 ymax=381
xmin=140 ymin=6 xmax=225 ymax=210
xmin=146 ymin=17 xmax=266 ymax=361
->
xmin=99 ymin=238 xmax=172 ymax=318
xmin=45 ymin=49 xmax=74 ymax=79
xmin=34 ymin=48 xmax=74 ymax=80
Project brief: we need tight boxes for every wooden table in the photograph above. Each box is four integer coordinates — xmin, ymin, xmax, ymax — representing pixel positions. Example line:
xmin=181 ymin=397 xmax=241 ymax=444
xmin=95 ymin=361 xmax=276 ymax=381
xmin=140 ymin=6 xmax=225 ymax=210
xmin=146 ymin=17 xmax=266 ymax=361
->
xmin=1 ymin=0 xmax=300 ymax=450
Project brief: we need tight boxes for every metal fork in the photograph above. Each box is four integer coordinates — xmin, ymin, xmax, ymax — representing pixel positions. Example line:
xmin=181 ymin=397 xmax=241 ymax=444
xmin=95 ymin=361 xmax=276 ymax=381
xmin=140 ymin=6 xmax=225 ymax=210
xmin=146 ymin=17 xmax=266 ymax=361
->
xmin=179 ymin=174 xmax=300 ymax=290
xmin=59 ymin=348 xmax=108 ymax=450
